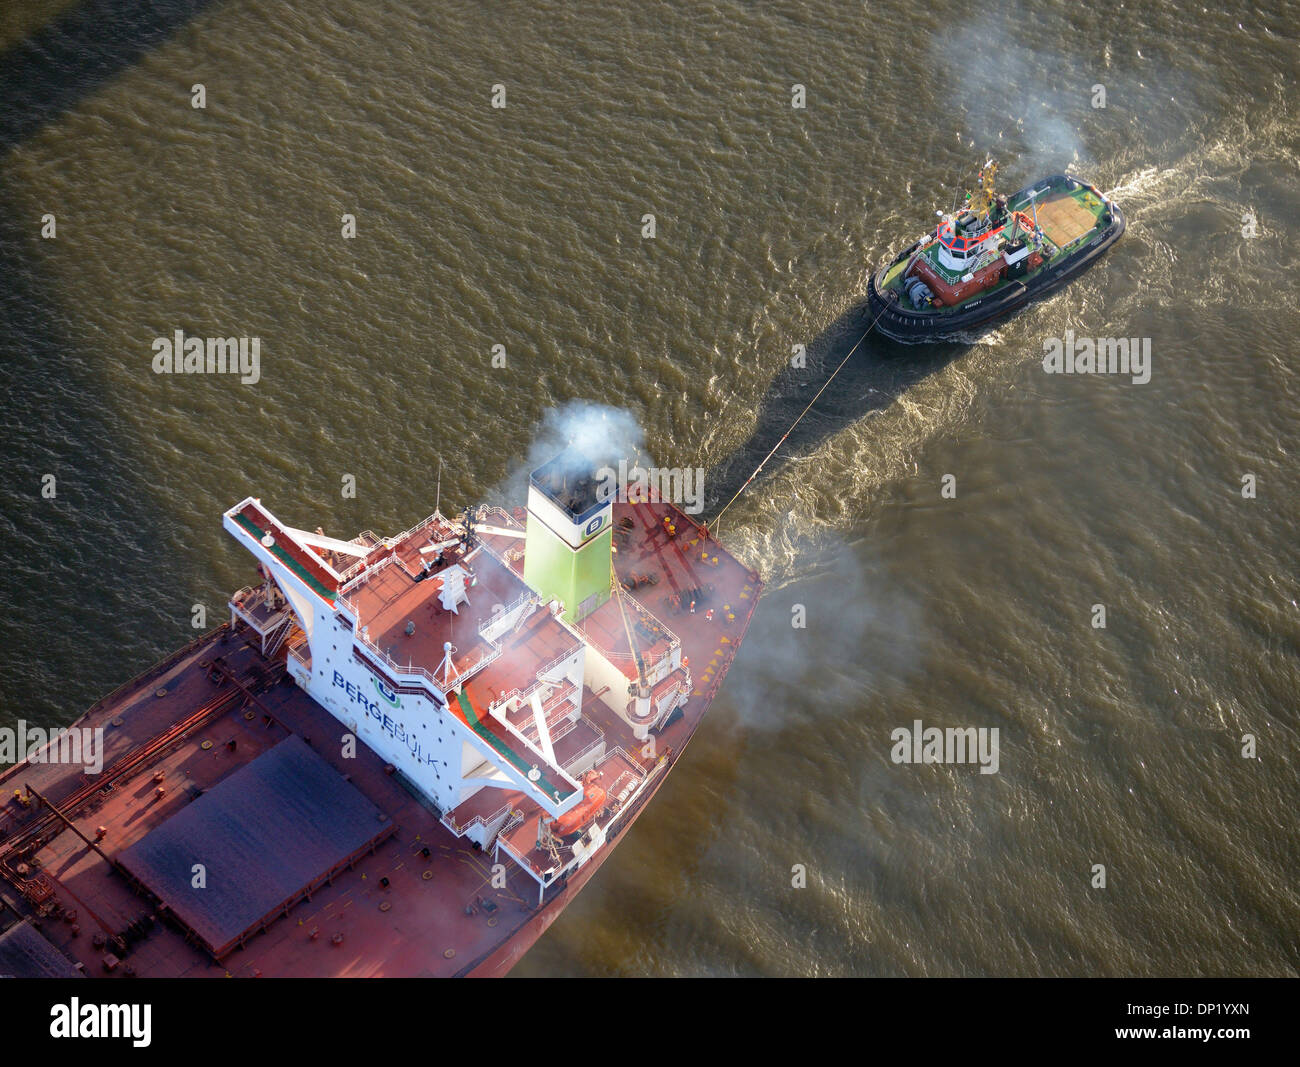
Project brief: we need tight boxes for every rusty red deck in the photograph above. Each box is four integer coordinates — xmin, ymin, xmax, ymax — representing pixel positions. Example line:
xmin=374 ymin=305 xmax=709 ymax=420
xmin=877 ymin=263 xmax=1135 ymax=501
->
xmin=0 ymin=499 xmax=759 ymax=977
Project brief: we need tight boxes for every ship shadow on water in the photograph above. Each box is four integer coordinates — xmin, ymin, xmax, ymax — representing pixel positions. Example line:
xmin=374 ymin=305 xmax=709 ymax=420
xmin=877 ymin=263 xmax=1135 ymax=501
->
xmin=703 ymin=300 xmax=972 ymax=518
xmin=0 ymin=0 xmax=214 ymax=153
xmin=0 ymin=1 xmax=223 ymax=722
xmin=0 ymin=186 xmax=203 ymax=721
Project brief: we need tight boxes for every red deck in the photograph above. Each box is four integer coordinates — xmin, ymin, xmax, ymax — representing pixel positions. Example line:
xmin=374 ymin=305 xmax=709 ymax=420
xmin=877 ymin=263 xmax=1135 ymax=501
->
xmin=0 ymin=499 xmax=760 ymax=977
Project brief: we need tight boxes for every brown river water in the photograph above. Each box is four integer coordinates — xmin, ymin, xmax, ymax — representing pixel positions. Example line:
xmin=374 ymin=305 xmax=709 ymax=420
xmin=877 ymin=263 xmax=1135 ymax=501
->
xmin=1 ymin=0 xmax=1297 ymax=975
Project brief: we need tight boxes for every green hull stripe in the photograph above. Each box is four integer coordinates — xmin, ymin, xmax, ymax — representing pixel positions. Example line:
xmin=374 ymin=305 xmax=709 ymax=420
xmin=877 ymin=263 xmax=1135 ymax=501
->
xmin=234 ymin=513 xmax=337 ymax=602
xmin=455 ymin=689 xmax=573 ymax=799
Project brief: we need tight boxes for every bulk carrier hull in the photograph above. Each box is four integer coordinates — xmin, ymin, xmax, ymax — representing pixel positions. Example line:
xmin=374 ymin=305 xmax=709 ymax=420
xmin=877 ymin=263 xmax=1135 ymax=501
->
xmin=867 ymin=173 xmax=1125 ymax=342
xmin=0 ymin=493 xmax=760 ymax=978
xmin=466 ymin=747 xmax=694 ymax=977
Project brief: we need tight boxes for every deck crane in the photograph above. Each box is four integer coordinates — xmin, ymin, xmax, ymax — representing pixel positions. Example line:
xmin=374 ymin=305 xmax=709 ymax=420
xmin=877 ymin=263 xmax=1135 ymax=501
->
xmin=610 ymin=561 xmax=653 ymax=731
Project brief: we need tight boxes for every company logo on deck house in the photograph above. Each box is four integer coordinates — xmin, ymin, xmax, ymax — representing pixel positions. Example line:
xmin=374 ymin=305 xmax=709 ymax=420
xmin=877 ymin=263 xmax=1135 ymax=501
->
xmin=372 ymin=676 xmax=402 ymax=708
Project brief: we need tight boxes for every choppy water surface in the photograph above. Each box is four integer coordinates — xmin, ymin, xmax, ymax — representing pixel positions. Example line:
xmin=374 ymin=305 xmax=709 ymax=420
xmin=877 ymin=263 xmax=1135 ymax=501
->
xmin=1 ymin=0 xmax=1297 ymax=975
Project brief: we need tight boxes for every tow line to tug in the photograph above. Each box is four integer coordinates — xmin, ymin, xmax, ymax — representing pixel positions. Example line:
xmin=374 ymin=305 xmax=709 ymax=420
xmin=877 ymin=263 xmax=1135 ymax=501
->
xmin=709 ymin=161 xmax=1136 ymax=533
xmin=709 ymin=298 xmax=893 ymax=535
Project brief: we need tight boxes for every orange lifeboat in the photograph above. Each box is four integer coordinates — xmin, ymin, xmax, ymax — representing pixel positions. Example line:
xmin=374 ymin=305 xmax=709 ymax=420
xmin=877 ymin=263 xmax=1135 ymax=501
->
xmin=549 ymin=772 xmax=607 ymax=836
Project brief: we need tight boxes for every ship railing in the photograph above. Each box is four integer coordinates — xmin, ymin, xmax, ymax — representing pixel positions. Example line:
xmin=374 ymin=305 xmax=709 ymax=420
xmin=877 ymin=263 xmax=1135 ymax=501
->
xmin=585 ymin=640 xmax=674 ymax=676
xmin=470 ymin=505 xmax=524 ymax=547
xmin=496 ymin=677 xmax=559 ymax=719
xmin=334 ymin=512 xmax=457 ymax=585
xmin=496 ymin=745 xmax=648 ymax=888
xmin=442 ymin=798 xmax=513 ymax=838
xmin=358 ymin=644 xmax=438 ymax=690
xmin=488 ymin=536 xmax=528 ymax=568
xmin=540 ymin=715 xmax=578 ymax=747
xmin=340 ymin=522 xmax=482 ymax=597
xmin=228 ymin=586 xmax=290 ymax=630
xmin=336 ymin=552 xmax=411 ymax=612
xmin=515 ymin=702 xmax=580 ymax=752
xmin=477 ymin=590 xmax=535 ymax=641
xmin=286 ymin=642 xmax=311 ymax=674
xmin=496 ymin=681 xmax=556 ymax=721
xmin=348 ymin=620 xmax=490 ymax=694
xmin=476 ymin=504 xmax=523 ymax=531
xmin=604 ymin=746 xmax=645 ymax=776
xmin=336 ymin=557 xmax=369 ymax=585
xmin=599 ymin=747 xmax=666 ymax=833
xmin=510 ymin=647 xmax=581 ymax=700
xmin=334 ymin=530 xmax=384 ymax=582
xmin=488 ymin=707 xmax=581 ymax=801
xmin=469 ymin=531 xmax=516 ymax=572
xmin=229 ymin=584 xmax=260 ymax=617
xmin=561 ymin=730 xmax=606 ymax=774
xmin=577 ymin=595 xmax=678 ymax=667
xmin=493 ymin=649 xmax=581 ymax=722
xmin=624 ymin=595 xmax=678 ymax=648
xmin=394 ymin=511 xmax=441 ymax=542
xmin=393 ymin=511 xmax=464 ymax=555
xmin=339 ymin=560 xmax=515 ymax=698
xmin=535 ymin=645 xmax=580 ymax=680
xmin=355 ymin=631 xmax=502 ymax=697
xmin=334 ymin=589 xmax=357 ymax=619
xmin=495 ymin=832 xmax=563 ymax=886
xmin=495 ymin=680 xmax=542 ymax=713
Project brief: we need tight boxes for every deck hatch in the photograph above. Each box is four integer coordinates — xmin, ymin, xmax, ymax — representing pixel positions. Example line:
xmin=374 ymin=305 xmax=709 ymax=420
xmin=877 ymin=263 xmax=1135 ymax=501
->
xmin=116 ymin=735 xmax=393 ymax=961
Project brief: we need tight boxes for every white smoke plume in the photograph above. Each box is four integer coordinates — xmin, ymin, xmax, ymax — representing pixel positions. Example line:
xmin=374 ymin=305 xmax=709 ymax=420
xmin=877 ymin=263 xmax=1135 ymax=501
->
xmin=719 ymin=529 xmax=925 ymax=733
xmin=492 ymin=399 xmax=648 ymax=505
xmin=932 ymin=7 xmax=1088 ymax=180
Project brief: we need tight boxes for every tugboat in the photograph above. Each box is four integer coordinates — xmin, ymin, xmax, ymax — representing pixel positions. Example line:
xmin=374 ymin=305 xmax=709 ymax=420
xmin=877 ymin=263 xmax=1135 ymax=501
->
xmin=867 ymin=162 xmax=1125 ymax=342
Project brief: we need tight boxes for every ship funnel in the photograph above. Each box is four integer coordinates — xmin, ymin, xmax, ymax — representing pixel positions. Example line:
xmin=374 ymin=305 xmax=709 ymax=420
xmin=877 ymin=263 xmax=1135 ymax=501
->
xmin=523 ymin=448 xmax=616 ymax=623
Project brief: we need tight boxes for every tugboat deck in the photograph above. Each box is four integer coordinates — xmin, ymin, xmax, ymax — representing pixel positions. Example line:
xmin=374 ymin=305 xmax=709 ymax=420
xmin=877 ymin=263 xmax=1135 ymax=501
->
xmin=1028 ymin=185 xmax=1103 ymax=250
xmin=869 ymin=171 xmax=1123 ymax=340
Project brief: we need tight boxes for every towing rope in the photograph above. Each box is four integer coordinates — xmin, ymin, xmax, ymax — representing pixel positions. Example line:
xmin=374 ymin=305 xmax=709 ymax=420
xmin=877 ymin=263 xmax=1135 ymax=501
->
xmin=709 ymin=295 xmax=895 ymax=534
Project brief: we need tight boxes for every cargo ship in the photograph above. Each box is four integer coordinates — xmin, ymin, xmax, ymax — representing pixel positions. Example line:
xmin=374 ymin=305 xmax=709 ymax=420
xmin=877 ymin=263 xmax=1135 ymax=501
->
xmin=0 ymin=449 xmax=760 ymax=977
xmin=867 ymin=163 xmax=1125 ymax=341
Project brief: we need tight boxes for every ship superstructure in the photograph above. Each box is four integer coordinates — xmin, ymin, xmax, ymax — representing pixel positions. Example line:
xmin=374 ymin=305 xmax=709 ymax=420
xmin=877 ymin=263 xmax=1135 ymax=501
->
xmin=0 ymin=449 xmax=760 ymax=976
xmin=224 ymin=449 xmax=694 ymax=904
